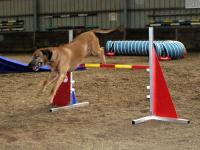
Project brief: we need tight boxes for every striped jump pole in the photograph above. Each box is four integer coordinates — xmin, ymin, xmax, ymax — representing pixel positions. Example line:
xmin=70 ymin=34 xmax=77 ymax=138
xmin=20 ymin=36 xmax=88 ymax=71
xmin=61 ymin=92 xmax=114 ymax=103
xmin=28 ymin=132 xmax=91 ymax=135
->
xmin=80 ymin=64 xmax=149 ymax=70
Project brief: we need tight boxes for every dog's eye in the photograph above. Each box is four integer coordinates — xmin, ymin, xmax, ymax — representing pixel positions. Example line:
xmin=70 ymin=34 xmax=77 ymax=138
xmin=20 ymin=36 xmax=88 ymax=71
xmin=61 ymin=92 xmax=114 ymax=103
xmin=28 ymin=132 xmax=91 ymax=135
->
xmin=34 ymin=56 xmax=39 ymax=59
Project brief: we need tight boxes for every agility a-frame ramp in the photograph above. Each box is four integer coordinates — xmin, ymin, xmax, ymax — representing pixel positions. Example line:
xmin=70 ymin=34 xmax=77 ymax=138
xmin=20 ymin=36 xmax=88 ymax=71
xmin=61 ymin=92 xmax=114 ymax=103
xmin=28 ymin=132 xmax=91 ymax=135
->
xmin=132 ymin=27 xmax=189 ymax=125
xmin=0 ymin=56 xmax=50 ymax=73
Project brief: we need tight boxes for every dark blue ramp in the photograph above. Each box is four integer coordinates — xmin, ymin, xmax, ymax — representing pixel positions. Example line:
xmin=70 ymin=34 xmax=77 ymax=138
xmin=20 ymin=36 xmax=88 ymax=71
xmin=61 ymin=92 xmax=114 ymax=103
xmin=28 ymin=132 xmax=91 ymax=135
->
xmin=0 ymin=56 xmax=50 ymax=73
xmin=0 ymin=56 xmax=85 ymax=73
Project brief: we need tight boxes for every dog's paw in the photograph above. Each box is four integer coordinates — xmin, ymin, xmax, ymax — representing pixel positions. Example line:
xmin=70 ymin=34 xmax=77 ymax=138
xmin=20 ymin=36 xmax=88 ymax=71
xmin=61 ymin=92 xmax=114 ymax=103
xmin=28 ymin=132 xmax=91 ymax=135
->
xmin=48 ymin=103 xmax=54 ymax=107
xmin=49 ymin=97 xmax=54 ymax=104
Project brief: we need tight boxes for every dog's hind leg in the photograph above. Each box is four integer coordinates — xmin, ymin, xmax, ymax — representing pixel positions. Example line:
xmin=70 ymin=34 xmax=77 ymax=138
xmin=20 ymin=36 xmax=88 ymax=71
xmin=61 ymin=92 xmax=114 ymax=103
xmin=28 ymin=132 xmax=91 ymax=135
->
xmin=92 ymin=46 xmax=106 ymax=64
xmin=98 ymin=47 xmax=106 ymax=64
xmin=91 ymin=36 xmax=106 ymax=64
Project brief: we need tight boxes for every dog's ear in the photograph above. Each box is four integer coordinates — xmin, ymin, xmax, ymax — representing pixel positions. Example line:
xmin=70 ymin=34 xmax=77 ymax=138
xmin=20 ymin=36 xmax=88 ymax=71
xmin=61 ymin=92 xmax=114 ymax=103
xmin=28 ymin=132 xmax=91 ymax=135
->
xmin=42 ymin=49 xmax=52 ymax=60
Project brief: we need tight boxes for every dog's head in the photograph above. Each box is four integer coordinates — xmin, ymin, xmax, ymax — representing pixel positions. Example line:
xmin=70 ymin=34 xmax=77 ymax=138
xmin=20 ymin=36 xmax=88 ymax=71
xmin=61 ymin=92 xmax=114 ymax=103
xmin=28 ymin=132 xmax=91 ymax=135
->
xmin=28 ymin=48 xmax=53 ymax=71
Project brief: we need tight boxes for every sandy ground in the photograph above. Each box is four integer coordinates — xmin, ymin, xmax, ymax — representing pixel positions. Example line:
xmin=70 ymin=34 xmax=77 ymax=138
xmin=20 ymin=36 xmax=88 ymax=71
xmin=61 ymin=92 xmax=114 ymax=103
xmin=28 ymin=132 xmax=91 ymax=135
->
xmin=0 ymin=53 xmax=199 ymax=150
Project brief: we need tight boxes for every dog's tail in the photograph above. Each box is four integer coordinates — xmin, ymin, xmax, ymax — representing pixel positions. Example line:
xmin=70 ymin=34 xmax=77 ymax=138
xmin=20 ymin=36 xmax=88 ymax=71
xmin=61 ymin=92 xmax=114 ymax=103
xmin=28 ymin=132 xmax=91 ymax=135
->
xmin=91 ymin=26 xmax=122 ymax=34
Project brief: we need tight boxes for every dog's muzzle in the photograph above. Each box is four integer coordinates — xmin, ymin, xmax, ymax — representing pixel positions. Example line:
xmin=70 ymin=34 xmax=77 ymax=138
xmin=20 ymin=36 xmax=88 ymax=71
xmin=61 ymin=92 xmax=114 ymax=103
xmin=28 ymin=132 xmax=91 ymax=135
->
xmin=28 ymin=61 xmax=43 ymax=71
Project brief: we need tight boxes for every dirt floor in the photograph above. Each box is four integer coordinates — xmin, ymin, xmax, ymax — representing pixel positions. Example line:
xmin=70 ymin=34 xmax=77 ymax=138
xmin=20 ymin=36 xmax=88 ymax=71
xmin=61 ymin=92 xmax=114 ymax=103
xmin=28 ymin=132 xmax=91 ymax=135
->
xmin=0 ymin=52 xmax=199 ymax=150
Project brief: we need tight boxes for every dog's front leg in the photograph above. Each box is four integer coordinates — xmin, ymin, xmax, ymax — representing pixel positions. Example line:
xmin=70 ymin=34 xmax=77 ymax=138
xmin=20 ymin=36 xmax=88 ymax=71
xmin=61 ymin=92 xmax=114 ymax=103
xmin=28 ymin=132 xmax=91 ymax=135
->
xmin=49 ymin=73 xmax=66 ymax=104
xmin=42 ymin=72 xmax=58 ymax=92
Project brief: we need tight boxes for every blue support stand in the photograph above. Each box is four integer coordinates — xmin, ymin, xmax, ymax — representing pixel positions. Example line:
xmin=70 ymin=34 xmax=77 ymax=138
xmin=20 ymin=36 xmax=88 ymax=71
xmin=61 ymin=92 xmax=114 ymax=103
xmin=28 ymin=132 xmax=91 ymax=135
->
xmin=71 ymin=89 xmax=78 ymax=105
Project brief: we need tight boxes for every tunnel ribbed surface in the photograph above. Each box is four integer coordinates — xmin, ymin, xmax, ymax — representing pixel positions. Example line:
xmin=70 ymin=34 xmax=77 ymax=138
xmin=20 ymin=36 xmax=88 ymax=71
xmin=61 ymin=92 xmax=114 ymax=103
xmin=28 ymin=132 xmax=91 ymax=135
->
xmin=106 ymin=41 xmax=186 ymax=59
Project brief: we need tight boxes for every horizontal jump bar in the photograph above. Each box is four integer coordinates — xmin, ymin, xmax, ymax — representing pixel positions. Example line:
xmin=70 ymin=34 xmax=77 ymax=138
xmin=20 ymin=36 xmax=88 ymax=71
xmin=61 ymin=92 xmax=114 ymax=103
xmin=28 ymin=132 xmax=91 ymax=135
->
xmin=79 ymin=64 xmax=149 ymax=69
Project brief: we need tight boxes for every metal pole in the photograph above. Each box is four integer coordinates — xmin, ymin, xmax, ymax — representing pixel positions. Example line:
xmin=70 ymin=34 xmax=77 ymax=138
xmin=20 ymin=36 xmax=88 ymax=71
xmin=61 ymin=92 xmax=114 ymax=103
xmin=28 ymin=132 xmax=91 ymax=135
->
xmin=32 ymin=0 xmax=38 ymax=50
xmin=149 ymin=27 xmax=154 ymax=115
xmin=175 ymin=28 xmax=178 ymax=41
xmin=70 ymin=71 xmax=73 ymax=105
xmin=123 ymin=0 xmax=128 ymax=40
xmin=33 ymin=32 xmax=36 ymax=50
xmin=33 ymin=0 xmax=38 ymax=32
xmin=68 ymin=29 xmax=73 ymax=43
xmin=69 ymin=30 xmax=73 ymax=103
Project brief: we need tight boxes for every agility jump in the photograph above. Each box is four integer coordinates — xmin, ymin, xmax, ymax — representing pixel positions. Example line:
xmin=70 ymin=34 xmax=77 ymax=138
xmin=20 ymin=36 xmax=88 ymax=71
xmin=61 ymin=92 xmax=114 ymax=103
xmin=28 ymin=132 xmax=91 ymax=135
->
xmin=132 ymin=27 xmax=189 ymax=124
xmin=50 ymin=27 xmax=189 ymax=126
xmin=50 ymin=63 xmax=148 ymax=112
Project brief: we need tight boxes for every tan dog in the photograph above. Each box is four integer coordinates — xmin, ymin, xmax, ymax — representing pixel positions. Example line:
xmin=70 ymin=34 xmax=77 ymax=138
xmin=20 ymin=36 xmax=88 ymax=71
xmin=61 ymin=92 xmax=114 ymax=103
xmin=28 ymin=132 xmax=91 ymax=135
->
xmin=28 ymin=28 xmax=117 ymax=104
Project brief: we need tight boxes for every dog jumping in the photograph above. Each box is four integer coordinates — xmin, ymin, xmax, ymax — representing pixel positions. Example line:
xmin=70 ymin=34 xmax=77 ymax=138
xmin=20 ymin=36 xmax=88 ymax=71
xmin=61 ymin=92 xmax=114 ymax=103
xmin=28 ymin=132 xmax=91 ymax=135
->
xmin=28 ymin=28 xmax=118 ymax=104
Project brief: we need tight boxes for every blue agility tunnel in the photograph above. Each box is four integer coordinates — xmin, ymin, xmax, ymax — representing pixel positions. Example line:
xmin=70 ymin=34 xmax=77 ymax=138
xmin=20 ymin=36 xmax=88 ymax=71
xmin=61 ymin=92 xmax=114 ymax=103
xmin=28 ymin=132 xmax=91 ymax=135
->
xmin=106 ymin=40 xmax=186 ymax=59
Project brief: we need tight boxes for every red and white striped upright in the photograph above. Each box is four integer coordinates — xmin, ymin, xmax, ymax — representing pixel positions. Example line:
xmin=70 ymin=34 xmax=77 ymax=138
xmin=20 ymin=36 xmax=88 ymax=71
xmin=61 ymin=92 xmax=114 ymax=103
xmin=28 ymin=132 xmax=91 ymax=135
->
xmin=132 ymin=27 xmax=189 ymax=124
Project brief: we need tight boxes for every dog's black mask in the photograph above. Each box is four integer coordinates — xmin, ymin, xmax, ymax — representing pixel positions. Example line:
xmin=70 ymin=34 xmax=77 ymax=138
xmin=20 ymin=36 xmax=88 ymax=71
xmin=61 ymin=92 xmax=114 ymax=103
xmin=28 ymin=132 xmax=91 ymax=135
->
xmin=41 ymin=50 xmax=52 ymax=61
